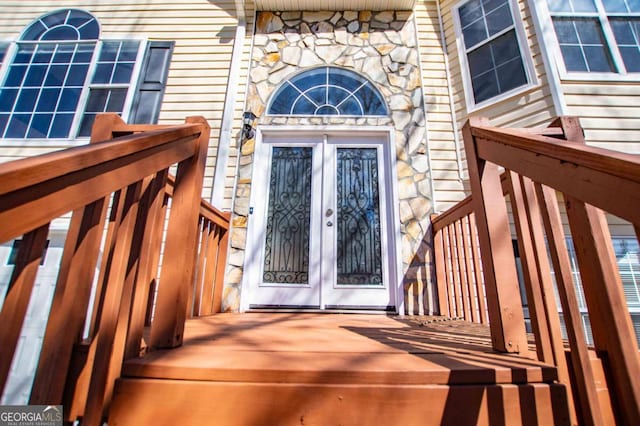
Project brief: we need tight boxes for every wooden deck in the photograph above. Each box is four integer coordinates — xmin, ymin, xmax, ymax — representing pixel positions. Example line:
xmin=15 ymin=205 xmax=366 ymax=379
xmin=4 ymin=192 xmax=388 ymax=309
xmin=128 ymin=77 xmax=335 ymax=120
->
xmin=109 ymin=313 xmax=571 ymax=425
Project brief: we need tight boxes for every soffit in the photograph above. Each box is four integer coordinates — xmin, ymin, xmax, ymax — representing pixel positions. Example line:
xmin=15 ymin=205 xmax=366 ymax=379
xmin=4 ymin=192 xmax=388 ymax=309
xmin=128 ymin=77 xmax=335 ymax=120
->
xmin=253 ymin=0 xmax=415 ymax=11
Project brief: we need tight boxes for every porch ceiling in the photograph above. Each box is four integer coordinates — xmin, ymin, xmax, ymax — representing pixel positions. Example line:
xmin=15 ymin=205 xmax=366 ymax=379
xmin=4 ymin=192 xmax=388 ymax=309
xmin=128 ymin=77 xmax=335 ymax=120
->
xmin=253 ymin=0 xmax=415 ymax=11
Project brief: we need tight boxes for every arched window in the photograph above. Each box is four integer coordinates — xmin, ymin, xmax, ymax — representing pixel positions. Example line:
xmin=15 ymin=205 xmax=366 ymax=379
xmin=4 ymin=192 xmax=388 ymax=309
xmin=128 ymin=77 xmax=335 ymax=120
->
xmin=0 ymin=9 xmax=173 ymax=139
xmin=268 ymin=67 xmax=388 ymax=116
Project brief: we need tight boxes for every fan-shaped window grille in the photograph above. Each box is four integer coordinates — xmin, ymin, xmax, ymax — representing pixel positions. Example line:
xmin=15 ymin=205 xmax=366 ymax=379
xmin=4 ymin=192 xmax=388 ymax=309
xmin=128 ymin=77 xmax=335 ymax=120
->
xmin=21 ymin=9 xmax=99 ymax=41
xmin=268 ymin=67 xmax=388 ymax=116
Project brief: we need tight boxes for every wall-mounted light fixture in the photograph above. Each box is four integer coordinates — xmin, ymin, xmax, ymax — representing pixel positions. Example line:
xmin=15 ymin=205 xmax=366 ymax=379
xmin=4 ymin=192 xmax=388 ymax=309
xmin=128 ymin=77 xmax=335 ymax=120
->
xmin=242 ymin=111 xmax=257 ymax=141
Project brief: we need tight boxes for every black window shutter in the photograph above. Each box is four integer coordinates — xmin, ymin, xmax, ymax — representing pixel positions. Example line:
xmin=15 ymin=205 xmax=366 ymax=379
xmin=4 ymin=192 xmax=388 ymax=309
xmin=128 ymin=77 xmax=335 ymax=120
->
xmin=130 ymin=40 xmax=174 ymax=124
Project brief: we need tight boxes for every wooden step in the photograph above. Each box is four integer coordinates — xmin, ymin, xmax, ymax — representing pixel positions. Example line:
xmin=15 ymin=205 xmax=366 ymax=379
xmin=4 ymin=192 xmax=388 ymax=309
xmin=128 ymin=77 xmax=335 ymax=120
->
xmin=107 ymin=314 xmax=572 ymax=425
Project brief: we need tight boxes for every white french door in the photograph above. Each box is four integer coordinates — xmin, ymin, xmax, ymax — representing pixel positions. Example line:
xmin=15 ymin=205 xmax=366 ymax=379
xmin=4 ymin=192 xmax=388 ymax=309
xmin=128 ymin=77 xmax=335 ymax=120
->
xmin=244 ymin=132 xmax=396 ymax=311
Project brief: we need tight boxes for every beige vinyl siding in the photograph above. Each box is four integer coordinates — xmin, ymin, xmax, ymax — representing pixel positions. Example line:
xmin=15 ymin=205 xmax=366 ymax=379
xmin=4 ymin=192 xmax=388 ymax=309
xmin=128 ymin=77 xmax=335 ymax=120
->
xmin=562 ymin=82 xmax=640 ymax=155
xmin=0 ymin=0 xmax=251 ymax=210
xmin=414 ymin=1 xmax=465 ymax=212
xmin=439 ymin=0 xmax=557 ymax=181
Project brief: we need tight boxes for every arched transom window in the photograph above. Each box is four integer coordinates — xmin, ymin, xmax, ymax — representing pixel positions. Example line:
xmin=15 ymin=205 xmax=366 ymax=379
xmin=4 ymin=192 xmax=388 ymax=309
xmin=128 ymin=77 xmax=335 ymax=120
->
xmin=268 ymin=67 xmax=388 ymax=116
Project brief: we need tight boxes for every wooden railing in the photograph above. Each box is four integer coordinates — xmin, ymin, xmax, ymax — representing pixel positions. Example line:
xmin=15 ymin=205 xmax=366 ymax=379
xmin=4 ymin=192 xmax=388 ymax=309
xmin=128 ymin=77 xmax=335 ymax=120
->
xmin=432 ymin=117 xmax=640 ymax=425
xmin=0 ymin=114 xmax=230 ymax=425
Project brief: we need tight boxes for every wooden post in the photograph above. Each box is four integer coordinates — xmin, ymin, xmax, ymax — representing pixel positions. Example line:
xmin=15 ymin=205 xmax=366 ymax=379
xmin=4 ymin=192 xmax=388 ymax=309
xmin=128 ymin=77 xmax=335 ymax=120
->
xmin=565 ymin=197 xmax=640 ymax=425
xmin=149 ymin=117 xmax=210 ymax=349
xmin=462 ymin=117 xmax=528 ymax=354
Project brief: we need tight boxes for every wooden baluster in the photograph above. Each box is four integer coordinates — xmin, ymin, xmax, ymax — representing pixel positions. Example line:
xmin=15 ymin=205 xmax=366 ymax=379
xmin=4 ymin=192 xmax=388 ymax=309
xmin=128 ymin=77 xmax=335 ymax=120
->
xmin=431 ymin=214 xmax=449 ymax=317
xmin=443 ymin=225 xmax=456 ymax=317
xmin=125 ymin=170 xmax=168 ymax=360
xmin=192 ymin=218 xmax=208 ymax=317
xmin=463 ymin=117 xmax=528 ymax=354
xmin=461 ymin=216 xmax=479 ymax=323
xmin=83 ymin=179 xmax=145 ymax=426
xmin=468 ymin=213 xmax=487 ymax=324
xmin=454 ymin=220 xmax=472 ymax=321
xmin=537 ymin=184 xmax=603 ymax=426
xmin=212 ymin=226 xmax=229 ymax=314
xmin=149 ymin=117 xmax=210 ymax=349
xmin=0 ymin=224 xmax=49 ymax=394
xmin=200 ymin=222 xmax=218 ymax=316
xmin=507 ymin=171 xmax=554 ymax=362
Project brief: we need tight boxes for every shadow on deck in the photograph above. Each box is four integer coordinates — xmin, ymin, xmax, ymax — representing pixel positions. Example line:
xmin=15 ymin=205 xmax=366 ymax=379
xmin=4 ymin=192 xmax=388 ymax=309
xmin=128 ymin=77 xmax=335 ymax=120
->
xmin=109 ymin=313 xmax=571 ymax=425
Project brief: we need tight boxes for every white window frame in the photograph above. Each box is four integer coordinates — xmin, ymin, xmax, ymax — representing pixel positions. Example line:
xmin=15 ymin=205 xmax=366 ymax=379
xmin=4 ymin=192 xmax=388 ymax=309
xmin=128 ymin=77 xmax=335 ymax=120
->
xmin=534 ymin=0 xmax=640 ymax=81
xmin=0 ymin=35 xmax=146 ymax=144
xmin=453 ymin=0 xmax=539 ymax=112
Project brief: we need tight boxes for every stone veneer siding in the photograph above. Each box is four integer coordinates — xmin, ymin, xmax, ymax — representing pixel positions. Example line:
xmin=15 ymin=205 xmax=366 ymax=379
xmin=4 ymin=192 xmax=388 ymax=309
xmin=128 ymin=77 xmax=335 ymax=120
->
xmin=223 ymin=10 xmax=435 ymax=314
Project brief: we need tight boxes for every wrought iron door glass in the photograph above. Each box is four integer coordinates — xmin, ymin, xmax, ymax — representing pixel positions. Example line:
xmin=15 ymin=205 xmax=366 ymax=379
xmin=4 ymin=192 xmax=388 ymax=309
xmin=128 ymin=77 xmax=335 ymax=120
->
xmin=263 ymin=147 xmax=312 ymax=283
xmin=336 ymin=148 xmax=383 ymax=285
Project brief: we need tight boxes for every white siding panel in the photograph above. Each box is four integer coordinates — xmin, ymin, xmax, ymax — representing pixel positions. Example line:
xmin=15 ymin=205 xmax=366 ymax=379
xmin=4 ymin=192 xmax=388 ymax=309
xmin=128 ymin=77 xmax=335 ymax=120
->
xmin=415 ymin=1 xmax=466 ymax=211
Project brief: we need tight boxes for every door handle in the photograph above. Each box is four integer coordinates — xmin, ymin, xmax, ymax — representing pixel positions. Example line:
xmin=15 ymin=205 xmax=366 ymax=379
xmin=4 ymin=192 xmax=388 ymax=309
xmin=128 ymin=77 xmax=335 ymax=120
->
xmin=327 ymin=221 xmax=333 ymax=227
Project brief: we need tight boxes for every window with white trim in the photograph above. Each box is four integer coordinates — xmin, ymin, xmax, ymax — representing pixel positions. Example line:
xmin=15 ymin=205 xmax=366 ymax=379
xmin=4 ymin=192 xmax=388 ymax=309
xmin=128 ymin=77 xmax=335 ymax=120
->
xmin=454 ymin=0 xmax=534 ymax=106
xmin=546 ymin=0 xmax=640 ymax=74
xmin=0 ymin=9 xmax=173 ymax=139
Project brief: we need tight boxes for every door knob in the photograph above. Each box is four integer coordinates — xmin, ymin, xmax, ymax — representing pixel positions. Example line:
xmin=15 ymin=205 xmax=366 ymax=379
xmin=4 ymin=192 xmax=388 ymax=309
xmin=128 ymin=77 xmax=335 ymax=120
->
xmin=327 ymin=221 xmax=333 ymax=227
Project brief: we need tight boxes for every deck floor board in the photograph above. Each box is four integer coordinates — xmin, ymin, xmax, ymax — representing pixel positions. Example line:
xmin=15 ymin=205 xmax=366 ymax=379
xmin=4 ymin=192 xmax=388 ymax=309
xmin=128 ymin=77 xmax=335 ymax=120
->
xmin=123 ymin=313 xmax=556 ymax=386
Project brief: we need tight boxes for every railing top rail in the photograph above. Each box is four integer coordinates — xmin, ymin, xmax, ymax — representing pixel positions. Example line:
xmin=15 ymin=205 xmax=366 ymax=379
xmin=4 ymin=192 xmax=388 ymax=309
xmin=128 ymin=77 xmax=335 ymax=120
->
xmin=471 ymin=124 xmax=640 ymax=183
xmin=0 ymin=123 xmax=202 ymax=196
xmin=431 ymin=196 xmax=473 ymax=232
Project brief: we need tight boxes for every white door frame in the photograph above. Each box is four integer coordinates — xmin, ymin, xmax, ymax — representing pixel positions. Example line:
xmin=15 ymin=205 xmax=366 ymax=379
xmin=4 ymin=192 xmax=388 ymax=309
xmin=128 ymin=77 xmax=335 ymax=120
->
xmin=240 ymin=125 xmax=405 ymax=314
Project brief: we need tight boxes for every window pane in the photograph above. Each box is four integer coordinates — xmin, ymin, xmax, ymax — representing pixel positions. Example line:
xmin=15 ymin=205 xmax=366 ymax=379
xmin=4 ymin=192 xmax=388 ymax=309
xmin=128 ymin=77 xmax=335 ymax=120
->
xmin=0 ymin=89 xmax=18 ymax=111
xmin=53 ymin=44 xmax=74 ymax=63
xmin=306 ymin=87 xmax=326 ymax=106
xmin=24 ymin=65 xmax=47 ymax=86
xmin=553 ymin=19 xmax=580 ymax=44
xmin=112 ymin=62 xmax=134 ymax=83
xmin=85 ymin=89 xmax=108 ymax=112
xmin=337 ymin=97 xmax=363 ymax=115
xmin=14 ymin=45 xmax=35 ymax=63
xmin=49 ymin=114 xmax=73 ymax=137
xmin=584 ymin=45 xmax=616 ymax=71
xmin=611 ymin=19 xmax=640 ymax=72
xmin=42 ymin=26 xmax=79 ymax=41
xmin=482 ymin=0 xmax=508 ymax=13
xmin=560 ymin=45 xmax=588 ymax=71
xmin=106 ymin=89 xmax=127 ymax=111
xmin=472 ymin=69 xmax=500 ymax=103
xmin=328 ymin=69 xmax=362 ymax=92
xmin=100 ymin=42 xmax=119 ymax=61
xmin=6 ymin=114 xmax=30 ymax=138
xmin=575 ymin=19 xmax=605 ymax=45
xmin=28 ymin=114 xmax=52 ymax=138
xmin=78 ymin=113 xmax=97 ymax=137
xmin=73 ymin=43 xmax=95 ymax=62
xmin=6 ymin=65 xmax=27 ymax=86
xmin=22 ymin=21 xmax=47 ymax=41
xmin=58 ymin=88 xmax=81 ymax=112
xmin=44 ymin=65 xmax=68 ymax=86
xmin=620 ymin=46 xmax=640 ymax=71
xmin=290 ymin=68 xmax=325 ymax=92
xmin=459 ymin=0 xmax=484 ymax=28
xmin=462 ymin=19 xmax=488 ymax=49
xmin=291 ymin=98 xmax=316 ymax=115
xmin=66 ymin=64 xmax=89 ymax=85
xmin=492 ymin=30 xmax=521 ymax=65
xmin=33 ymin=45 xmax=54 ymax=63
xmin=468 ymin=43 xmax=495 ymax=76
xmin=630 ymin=0 xmax=640 ymax=12
xmin=15 ymin=89 xmax=38 ymax=111
xmin=119 ymin=42 xmax=140 ymax=61
xmin=327 ymin=86 xmax=349 ymax=106
xmin=42 ymin=10 xmax=68 ymax=28
xmin=0 ymin=114 xmax=8 ymax=135
xmin=36 ymin=88 xmax=60 ymax=111
xmin=269 ymin=83 xmax=298 ymax=114
xmin=93 ymin=63 xmax=114 ymax=84
xmin=603 ymin=0 xmax=630 ymax=12
xmin=497 ymin=58 xmax=527 ymax=92
xmin=486 ymin=4 xmax=513 ymax=37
